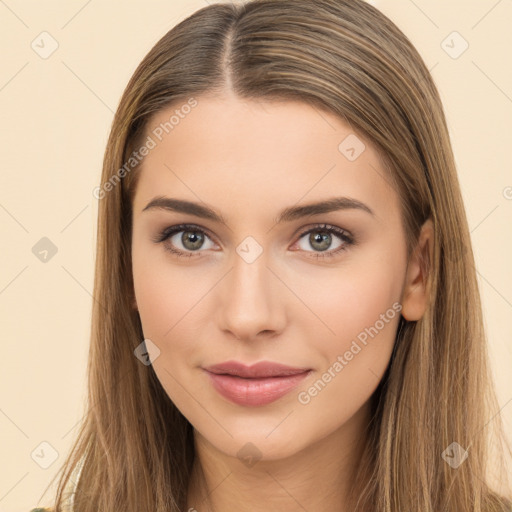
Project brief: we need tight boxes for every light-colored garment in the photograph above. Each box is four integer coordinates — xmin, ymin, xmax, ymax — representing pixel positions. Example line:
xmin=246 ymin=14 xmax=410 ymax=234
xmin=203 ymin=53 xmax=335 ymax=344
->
xmin=30 ymin=453 xmax=84 ymax=512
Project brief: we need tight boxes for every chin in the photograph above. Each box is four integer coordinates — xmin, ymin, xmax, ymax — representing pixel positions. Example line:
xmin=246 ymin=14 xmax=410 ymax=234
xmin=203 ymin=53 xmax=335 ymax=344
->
xmin=193 ymin=413 xmax=318 ymax=463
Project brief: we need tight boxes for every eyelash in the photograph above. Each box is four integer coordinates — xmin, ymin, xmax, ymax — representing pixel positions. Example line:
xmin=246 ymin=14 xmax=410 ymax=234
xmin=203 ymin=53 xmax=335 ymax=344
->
xmin=152 ymin=223 xmax=354 ymax=260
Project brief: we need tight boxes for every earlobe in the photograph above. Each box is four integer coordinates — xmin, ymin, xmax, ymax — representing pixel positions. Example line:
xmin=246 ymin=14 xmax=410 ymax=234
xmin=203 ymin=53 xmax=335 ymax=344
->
xmin=400 ymin=218 xmax=434 ymax=321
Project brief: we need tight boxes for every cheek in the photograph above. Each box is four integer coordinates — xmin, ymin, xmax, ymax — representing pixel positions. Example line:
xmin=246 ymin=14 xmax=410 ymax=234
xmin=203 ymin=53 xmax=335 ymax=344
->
xmin=132 ymin=241 xmax=205 ymax=339
xmin=131 ymin=246 xmax=219 ymax=394
xmin=297 ymin=331 xmax=396 ymax=441
xmin=289 ymin=254 xmax=404 ymax=348
xmin=132 ymin=263 xmax=175 ymax=339
xmin=294 ymin=255 xmax=403 ymax=426
xmin=131 ymin=254 xmax=203 ymax=409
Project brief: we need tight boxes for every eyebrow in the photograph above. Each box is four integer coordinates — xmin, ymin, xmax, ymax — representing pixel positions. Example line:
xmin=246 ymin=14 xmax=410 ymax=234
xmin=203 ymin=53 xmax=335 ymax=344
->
xmin=142 ymin=196 xmax=374 ymax=225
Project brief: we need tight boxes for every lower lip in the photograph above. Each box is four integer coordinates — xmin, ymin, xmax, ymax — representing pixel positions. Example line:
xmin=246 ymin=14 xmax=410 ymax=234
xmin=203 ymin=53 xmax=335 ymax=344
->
xmin=204 ymin=370 xmax=311 ymax=407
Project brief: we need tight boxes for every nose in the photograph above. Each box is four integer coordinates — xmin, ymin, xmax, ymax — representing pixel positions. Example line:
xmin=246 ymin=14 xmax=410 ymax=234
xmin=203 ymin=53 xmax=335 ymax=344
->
xmin=216 ymin=248 xmax=286 ymax=342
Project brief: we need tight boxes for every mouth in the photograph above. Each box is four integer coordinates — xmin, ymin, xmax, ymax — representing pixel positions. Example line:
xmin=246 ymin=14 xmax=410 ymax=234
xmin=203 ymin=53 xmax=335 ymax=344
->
xmin=202 ymin=360 xmax=312 ymax=406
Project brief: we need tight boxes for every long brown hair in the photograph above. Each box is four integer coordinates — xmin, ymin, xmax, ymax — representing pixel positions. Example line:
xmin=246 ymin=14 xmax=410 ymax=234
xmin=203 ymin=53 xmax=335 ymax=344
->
xmin=43 ymin=0 xmax=512 ymax=510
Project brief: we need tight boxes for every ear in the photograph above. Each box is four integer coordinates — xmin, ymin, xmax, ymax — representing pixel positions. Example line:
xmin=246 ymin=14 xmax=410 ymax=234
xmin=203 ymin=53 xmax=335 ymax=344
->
xmin=400 ymin=218 xmax=434 ymax=321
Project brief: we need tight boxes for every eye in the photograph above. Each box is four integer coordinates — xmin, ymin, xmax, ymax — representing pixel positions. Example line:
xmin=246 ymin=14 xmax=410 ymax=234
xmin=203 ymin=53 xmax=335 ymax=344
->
xmin=292 ymin=223 xmax=354 ymax=259
xmin=152 ymin=223 xmax=354 ymax=260
xmin=152 ymin=224 xmax=217 ymax=258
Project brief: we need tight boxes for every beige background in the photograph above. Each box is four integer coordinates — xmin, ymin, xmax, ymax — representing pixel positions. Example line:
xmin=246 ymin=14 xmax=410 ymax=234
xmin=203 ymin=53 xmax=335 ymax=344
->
xmin=1 ymin=0 xmax=511 ymax=510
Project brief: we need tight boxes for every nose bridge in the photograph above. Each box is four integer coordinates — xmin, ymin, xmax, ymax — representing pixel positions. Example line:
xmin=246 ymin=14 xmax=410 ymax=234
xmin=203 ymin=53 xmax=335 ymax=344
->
xmin=231 ymin=246 xmax=269 ymax=300
xmin=217 ymin=242 xmax=283 ymax=339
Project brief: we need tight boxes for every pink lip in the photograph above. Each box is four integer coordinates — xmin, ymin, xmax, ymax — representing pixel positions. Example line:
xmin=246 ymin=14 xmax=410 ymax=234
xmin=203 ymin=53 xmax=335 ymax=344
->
xmin=203 ymin=360 xmax=312 ymax=406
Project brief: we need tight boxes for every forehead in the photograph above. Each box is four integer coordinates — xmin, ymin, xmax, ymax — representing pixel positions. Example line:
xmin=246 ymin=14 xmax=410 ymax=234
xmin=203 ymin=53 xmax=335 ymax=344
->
xmin=132 ymin=95 xmax=398 ymax=225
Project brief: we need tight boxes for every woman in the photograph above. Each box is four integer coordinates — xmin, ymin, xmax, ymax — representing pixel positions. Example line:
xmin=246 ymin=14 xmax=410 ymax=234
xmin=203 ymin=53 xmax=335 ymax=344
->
xmin=33 ymin=0 xmax=512 ymax=510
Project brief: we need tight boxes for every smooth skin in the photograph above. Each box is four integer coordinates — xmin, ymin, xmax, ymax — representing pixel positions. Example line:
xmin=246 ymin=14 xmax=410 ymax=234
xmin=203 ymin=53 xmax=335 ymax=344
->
xmin=130 ymin=93 xmax=433 ymax=511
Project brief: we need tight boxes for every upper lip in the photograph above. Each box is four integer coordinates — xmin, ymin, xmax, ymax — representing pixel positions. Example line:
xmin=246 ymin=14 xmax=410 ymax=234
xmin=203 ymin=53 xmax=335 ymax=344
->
xmin=204 ymin=360 xmax=311 ymax=378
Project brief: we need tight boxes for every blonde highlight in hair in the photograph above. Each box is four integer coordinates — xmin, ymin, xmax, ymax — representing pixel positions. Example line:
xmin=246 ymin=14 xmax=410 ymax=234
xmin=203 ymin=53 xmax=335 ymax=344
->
xmin=42 ymin=1 xmax=511 ymax=510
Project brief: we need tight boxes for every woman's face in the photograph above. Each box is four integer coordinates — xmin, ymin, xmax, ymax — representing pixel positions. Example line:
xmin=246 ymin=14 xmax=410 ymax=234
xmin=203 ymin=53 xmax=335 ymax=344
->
xmin=131 ymin=94 xmax=421 ymax=462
